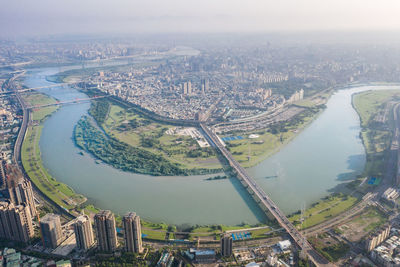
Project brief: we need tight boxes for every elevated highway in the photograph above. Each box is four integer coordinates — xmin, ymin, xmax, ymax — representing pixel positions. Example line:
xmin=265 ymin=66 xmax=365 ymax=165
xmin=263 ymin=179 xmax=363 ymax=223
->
xmin=8 ymin=72 xmax=29 ymax=164
xmin=200 ymin=123 xmax=334 ymax=267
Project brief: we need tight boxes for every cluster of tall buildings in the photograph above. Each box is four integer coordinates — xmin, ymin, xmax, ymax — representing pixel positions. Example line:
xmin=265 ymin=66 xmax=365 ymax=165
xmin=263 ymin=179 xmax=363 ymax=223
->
xmin=0 ymin=201 xmax=34 ymax=243
xmin=7 ymin=179 xmax=37 ymax=218
xmin=1 ymin=164 xmax=37 ymax=220
xmin=182 ymin=79 xmax=209 ymax=95
xmin=220 ymin=234 xmax=233 ymax=257
xmin=201 ymin=79 xmax=209 ymax=94
xmin=366 ymin=225 xmax=391 ymax=252
xmin=0 ymin=164 xmax=37 ymax=244
xmin=38 ymin=210 xmax=143 ymax=254
xmin=0 ymin=162 xmax=144 ymax=255
xmin=182 ymin=81 xmax=192 ymax=95
xmin=0 ymin=164 xmax=230 ymax=259
xmin=93 ymin=210 xmax=143 ymax=253
xmin=286 ymin=89 xmax=304 ymax=104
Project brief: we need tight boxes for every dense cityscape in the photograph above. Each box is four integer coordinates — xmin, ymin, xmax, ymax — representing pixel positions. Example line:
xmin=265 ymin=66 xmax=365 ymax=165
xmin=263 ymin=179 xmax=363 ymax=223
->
xmin=2 ymin=1 xmax=400 ymax=267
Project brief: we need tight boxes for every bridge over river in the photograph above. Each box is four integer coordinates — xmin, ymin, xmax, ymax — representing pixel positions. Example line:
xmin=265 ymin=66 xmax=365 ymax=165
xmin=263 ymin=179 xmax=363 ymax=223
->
xmin=200 ymin=123 xmax=334 ymax=267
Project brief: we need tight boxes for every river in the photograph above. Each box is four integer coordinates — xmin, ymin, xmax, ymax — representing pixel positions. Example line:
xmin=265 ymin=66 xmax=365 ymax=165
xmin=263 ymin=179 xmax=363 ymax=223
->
xmin=23 ymin=67 xmax=400 ymax=226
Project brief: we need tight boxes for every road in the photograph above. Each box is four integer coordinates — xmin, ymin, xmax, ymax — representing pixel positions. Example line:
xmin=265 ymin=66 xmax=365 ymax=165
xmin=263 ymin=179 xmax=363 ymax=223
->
xmin=10 ymin=72 xmax=28 ymax=164
xmin=200 ymin=123 xmax=334 ymax=267
xmin=390 ymin=102 xmax=400 ymax=187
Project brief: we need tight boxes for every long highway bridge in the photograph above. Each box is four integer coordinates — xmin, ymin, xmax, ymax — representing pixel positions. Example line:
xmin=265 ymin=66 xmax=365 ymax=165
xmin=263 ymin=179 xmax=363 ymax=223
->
xmin=200 ymin=123 xmax=334 ymax=267
xmin=26 ymin=95 xmax=109 ymax=109
xmin=0 ymin=82 xmax=78 ymax=96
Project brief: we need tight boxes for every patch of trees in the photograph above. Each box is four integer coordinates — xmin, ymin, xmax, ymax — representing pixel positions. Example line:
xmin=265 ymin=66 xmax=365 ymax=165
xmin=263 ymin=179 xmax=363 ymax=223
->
xmin=74 ymin=117 xmax=216 ymax=176
xmin=319 ymin=242 xmax=350 ymax=262
xmin=93 ymin=252 xmax=151 ymax=267
xmin=75 ymin=117 xmax=186 ymax=176
xmin=89 ymin=100 xmax=110 ymax=124
xmin=186 ymin=147 xmax=216 ymax=158
xmin=140 ymin=136 xmax=160 ymax=148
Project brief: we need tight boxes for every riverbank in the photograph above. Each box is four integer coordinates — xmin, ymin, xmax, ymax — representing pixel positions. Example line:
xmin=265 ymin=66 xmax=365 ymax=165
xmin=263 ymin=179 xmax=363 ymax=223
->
xmin=20 ymin=92 xmax=86 ymax=210
xmin=224 ymin=104 xmax=327 ymax=168
xmin=352 ymin=89 xmax=400 ymax=179
xmin=49 ymin=68 xmax=333 ymax=173
xmin=79 ymin=93 xmax=328 ymax=173
xmin=32 ymin=65 xmax=393 ymax=231
xmin=86 ymin=98 xmax=223 ymax=173
xmin=74 ymin=115 xmax=218 ymax=176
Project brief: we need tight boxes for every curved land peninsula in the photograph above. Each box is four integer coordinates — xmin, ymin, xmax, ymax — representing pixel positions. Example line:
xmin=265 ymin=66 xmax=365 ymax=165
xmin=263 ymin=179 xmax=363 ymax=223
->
xmin=71 ymin=89 xmax=327 ymax=176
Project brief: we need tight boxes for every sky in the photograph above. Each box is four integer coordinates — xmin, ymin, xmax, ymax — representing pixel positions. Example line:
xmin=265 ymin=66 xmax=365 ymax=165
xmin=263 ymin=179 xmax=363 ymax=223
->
xmin=1 ymin=0 xmax=400 ymax=38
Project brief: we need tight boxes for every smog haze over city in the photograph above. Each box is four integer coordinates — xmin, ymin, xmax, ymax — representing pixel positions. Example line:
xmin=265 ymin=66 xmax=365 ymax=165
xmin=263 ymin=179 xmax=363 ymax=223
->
xmin=2 ymin=1 xmax=400 ymax=267
xmin=1 ymin=0 xmax=400 ymax=36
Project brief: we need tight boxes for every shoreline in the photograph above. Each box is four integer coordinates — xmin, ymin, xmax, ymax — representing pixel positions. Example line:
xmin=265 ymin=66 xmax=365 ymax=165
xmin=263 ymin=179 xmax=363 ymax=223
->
xmin=79 ymin=86 xmax=330 ymax=172
xmin=29 ymin=70 xmax=393 ymax=229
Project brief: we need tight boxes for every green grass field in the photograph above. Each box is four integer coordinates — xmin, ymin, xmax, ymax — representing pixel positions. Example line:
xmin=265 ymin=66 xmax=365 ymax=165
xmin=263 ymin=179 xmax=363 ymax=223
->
xmin=223 ymin=130 xmax=295 ymax=167
xmin=142 ymin=229 xmax=167 ymax=240
xmin=353 ymin=90 xmax=400 ymax=127
xmin=101 ymin=103 xmax=222 ymax=170
xmin=353 ymin=89 xmax=400 ymax=177
xmin=99 ymin=99 xmax=322 ymax=170
xmin=21 ymin=93 xmax=86 ymax=211
xmin=21 ymin=92 xmax=58 ymax=122
xmin=224 ymin=108 xmax=319 ymax=168
xmin=289 ymin=194 xmax=358 ymax=229
xmin=352 ymin=207 xmax=387 ymax=232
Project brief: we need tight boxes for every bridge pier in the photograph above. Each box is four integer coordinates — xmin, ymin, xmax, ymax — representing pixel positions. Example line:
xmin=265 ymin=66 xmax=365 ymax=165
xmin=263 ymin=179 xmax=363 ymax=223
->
xmin=231 ymin=166 xmax=277 ymax=221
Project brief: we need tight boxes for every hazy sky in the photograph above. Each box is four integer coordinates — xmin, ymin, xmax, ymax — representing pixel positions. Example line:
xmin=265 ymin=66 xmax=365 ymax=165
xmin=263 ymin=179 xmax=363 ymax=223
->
xmin=2 ymin=0 xmax=400 ymax=37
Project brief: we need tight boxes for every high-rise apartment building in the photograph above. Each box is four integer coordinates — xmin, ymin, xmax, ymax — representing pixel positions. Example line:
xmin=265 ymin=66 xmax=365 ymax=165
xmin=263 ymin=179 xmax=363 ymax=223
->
xmin=201 ymin=79 xmax=209 ymax=93
xmin=187 ymin=81 xmax=192 ymax=94
xmin=40 ymin=213 xmax=63 ymax=249
xmin=74 ymin=215 xmax=95 ymax=251
xmin=8 ymin=180 xmax=37 ymax=219
xmin=5 ymin=166 xmax=37 ymax=219
xmin=182 ymin=82 xmax=188 ymax=95
xmin=94 ymin=210 xmax=118 ymax=252
xmin=123 ymin=212 xmax=143 ymax=253
xmin=182 ymin=81 xmax=192 ymax=95
xmin=0 ymin=202 xmax=34 ymax=243
xmin=220 ymin=234 xmax=233 ymax=257
xmin=0 ymin=160 xmax=6 ymax=189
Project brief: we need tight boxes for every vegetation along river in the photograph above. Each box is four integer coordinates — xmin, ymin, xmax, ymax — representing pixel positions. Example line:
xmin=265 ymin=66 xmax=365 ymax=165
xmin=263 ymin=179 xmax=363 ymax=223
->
xmin=23 ymin=66 xmax=400 ymax=226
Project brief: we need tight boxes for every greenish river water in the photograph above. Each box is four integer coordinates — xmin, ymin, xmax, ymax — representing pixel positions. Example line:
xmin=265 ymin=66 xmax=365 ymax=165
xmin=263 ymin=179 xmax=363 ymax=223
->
xmin=24 ymin=67 xmax=400 ymax=226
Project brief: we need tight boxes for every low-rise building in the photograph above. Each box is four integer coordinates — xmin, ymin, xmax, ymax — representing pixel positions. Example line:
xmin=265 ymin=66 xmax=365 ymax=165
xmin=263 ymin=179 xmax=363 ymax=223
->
xmin=277 ymin=240 xmax=292 ymax=251
xmin=382 ymin=188 xmax=399 ymax=201
xmin=156 ymin=251 xmax=170 ymax=267
xmin=189 ymin=248 xmax=216 ymax=263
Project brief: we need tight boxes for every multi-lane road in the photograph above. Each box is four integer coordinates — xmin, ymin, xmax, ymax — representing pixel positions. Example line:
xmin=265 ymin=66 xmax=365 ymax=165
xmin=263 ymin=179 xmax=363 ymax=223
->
xmin=200 ymin=123 xmax=334 ymax=267
xmin=8 ymin=72 xmax=29 ymax=165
